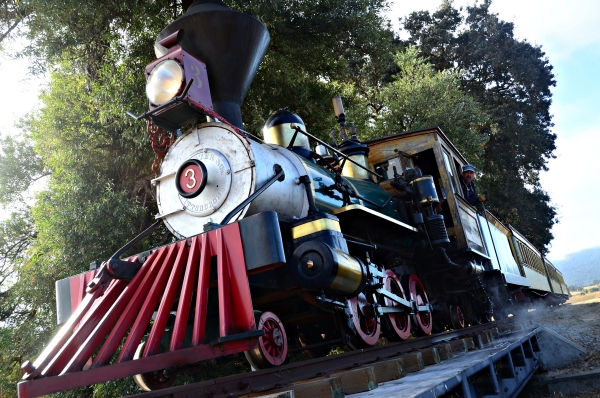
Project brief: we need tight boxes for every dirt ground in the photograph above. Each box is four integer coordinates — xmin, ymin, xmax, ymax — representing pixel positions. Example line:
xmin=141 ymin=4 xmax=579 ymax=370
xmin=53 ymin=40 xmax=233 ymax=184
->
xmin=519 ymin=294 xmax=600 ymax=397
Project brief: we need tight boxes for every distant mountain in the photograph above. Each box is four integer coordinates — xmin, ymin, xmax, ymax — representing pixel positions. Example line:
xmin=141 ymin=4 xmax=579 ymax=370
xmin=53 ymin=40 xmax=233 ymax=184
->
xmin=552 ymin=247 xmax=600 ymax=287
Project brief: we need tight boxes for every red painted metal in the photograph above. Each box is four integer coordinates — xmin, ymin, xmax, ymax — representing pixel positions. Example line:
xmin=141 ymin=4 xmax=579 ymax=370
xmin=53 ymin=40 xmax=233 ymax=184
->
xmin=408 ymin=274 xmax=433 ymax=335
xmin=383 ymin=270 xmax=411 ymax=340
xmin=145 ymin=241 xmax=189 ymax=356
xmin=42 ymin=279 xmax=128 ymax=377
xmin=256 ymin=312 xmax=288 ymax=366
xmin=18 ymin=339 xmax=255 ymax=398
xmin=217 ymin=226 xmax=255 ymax=336
xmin=92 ymin=247 xmax=168 ymax=367
xmin=19 ymin=223 xmax=258 ymax=398
xmin=22 ymin=294 xmax=96 ymax=379
xmin=118 ymin=243 xmax=180 ymax=362
xmin=68 ymin=269 xmax=98 ymax=322
xmin=347 ymin=293 xmax=381 ymax=346
xmin=171 ymin=236 xmax=200 ymax=350
xmin=193 ymin=233 xmax=211 ymax=346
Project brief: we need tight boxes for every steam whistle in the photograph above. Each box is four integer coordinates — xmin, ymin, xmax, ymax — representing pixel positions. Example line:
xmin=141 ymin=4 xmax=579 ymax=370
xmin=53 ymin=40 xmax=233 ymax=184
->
xmin=332 ymin=95 xmax=371 ymax=181
xmin=332 ymin=95 xmax=349 ymax=141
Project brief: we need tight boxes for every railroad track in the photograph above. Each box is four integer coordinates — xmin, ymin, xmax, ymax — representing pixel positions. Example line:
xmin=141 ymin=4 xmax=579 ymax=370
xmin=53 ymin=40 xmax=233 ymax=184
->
xmin=126 ymin=315 xmax=539 ymax=398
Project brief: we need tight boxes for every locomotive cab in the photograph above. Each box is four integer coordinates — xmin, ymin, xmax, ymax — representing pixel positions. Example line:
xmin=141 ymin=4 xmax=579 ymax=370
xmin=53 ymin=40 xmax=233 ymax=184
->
xmin=366 ymin=127 xmax=490 ymax=260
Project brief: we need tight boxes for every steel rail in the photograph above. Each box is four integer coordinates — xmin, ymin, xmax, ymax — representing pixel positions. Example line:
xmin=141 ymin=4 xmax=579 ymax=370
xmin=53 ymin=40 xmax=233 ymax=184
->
xmin=125 ymin=316 xmax=530 ymax=398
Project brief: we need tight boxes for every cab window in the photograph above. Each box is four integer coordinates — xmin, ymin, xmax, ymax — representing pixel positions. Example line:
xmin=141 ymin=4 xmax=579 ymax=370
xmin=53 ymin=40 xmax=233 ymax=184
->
xmin=442 ymin=151 xmax=459 ymax=194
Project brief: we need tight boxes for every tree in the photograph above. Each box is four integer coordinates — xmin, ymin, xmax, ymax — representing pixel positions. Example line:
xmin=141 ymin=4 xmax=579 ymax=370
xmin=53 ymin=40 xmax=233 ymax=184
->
xmin=370 ymin=46 xmax=492 ymax=162
xmin=402 ymin=0 xmax=557 ymax=251
xmin=232 ymin=0 xmax=395 ymax=137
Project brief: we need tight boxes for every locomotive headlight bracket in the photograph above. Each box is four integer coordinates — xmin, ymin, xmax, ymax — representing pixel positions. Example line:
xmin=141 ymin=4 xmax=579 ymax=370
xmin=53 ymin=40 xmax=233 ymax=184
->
xmin=127 ymin=30 xmax=214 ymax=133
xmin=146 ymin=59 xmax=185 ymax=106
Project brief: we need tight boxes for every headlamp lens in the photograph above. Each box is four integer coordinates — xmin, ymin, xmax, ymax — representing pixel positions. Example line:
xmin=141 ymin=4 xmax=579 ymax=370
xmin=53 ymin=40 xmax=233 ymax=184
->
xmin=146 ymin=59 xmax=184 ymax=105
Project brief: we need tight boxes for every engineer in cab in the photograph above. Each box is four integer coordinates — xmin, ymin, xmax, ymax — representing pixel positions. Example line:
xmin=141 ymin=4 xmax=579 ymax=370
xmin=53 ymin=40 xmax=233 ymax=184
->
xmin=459 ymin=164 xmax=488 ymax=206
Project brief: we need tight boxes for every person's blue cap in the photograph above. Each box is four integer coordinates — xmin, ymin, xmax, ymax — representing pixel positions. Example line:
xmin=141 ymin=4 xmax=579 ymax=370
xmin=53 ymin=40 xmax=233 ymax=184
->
xmin=462 ymin=164 xmax=476 ymax=173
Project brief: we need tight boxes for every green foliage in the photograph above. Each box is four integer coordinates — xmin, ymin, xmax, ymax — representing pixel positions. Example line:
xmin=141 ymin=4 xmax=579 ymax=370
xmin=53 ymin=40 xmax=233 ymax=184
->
xmin=231 ymin=0 xmax=396 ymax=138
xmin=402 ymin=0 xmax=557 ymax=251
xmin=370 ymin=46 xmax=491 ymax=161
xmin=0 ymin=208 xmax=39 ymax=395
xmin=0 ymin=2 xmax=177 ymax=395
xmin=0 ymin=135 xmax=47 ymax=205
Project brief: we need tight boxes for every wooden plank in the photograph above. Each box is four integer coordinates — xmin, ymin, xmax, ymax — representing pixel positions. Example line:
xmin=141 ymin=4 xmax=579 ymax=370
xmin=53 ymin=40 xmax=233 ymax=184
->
xmin=464 ymin=337 xmax=476 ymax=350
xmin=448 ymin=339 xmax=468 ymax=354
xmin=457 ymin=198 xmax=486 ymax=253
xmin=474 ymin=332 xmax=493 ymax=348
xmin=367 ymin=358 xmax=406 ymax=383
xmin=250 ymin=391 xmax=294 ymax=398
xmin=398 ymin=352 xmax=425 ymax=373
xmin=420 ymin=347 xmax=441 ymax=365
xmin=367 ymin=132 xmax=437 ymax=165
xmin=333 ymin=367 xmax=377 ymax=395
xmin=292 ymin=377 xmax=344 ymax=398
xmin=433 ymin=343 xmax=454 ymax=360
xmin=489 ymin=328 xmax=500 ymax=340
xmin=244 ymin=377 xmax=344 ymax=398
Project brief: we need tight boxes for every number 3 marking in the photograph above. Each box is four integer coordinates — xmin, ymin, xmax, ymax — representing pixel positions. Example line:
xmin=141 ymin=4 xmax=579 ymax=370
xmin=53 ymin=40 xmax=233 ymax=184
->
xmin=185 ymin=168 xmax=197 ymax=189
xmin=189 ymin=64 xmax=203 ymax=89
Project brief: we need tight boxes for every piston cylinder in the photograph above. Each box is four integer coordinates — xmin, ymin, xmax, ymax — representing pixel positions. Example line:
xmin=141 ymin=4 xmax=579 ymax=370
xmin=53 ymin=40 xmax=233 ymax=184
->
xmin=290 ymin=240 xmax=366 ymax=297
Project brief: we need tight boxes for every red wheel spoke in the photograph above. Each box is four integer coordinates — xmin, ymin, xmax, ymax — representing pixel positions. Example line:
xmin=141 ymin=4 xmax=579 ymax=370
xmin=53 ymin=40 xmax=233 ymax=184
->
xmin=346 ymin=293 xmax=380 ymax=347
xmin=407 ymin=274 xmax=432 ymax=336
xmin=245 ymin=311 xmax=288 ymax=368
xmin=382 ymin=270 xmax=411 ymax=341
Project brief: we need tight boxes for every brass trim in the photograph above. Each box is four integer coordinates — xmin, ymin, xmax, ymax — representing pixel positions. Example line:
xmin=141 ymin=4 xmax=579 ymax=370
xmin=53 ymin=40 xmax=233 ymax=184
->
xmin=330 ymin=250 xmax=363 ymax=293
xmin=341 ymin=154 xmax=371 ymax=180
xmin=263 ymin=124 xmax=310 ymax=149
xmin=410 ymin=175 xmax=437 ymax=204
xmin=412 ymin=176 xmax=433 ymax=184
xmin=291 ymin=218 xmax=341 ymax=240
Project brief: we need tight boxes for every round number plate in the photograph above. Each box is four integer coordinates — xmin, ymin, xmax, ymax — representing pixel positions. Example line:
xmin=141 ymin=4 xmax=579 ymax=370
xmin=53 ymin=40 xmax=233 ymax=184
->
xmin=176 ymin=159 xmax=208 ymax=198
xmin=177 ymin=149 xmax=233 ymax=216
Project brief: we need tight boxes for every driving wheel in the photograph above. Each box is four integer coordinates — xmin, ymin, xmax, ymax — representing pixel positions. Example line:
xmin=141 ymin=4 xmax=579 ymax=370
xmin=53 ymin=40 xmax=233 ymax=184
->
xmin=381 ymin=270 xmax=411 ymax=341
xmin=344 ymin=292 xmax=381 ymax=349
xmin=402 ymin=273 xmax=433 ymax=336
xmin=449 ymin=304 xmax=465 ymax=329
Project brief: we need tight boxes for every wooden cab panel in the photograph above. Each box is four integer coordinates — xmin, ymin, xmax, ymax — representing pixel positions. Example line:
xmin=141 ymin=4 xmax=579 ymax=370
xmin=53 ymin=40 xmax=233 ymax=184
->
xmin=456 ymin=197 xmax=486 ymax=253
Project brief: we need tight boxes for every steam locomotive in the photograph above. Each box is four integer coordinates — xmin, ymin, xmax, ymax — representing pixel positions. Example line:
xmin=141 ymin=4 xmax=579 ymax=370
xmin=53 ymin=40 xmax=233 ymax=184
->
xmin=17 ymin=1 xmax=567 ymax=396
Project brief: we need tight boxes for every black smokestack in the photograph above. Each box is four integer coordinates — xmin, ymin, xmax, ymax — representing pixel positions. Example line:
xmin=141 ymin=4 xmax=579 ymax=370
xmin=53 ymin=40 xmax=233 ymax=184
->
xmin=157 ymin=0 xmax=270 ymax=128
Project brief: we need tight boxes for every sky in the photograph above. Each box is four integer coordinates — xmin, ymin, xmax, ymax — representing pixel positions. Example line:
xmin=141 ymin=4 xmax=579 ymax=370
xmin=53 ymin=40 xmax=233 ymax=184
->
xmin=0 ymin=1 xmax=598 ymax=263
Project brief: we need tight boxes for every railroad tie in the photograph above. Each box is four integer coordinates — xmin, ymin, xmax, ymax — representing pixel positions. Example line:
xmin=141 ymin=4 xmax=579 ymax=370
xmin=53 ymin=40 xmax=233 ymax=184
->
xmin=244 ymin=376 xmax=344 ymax=398
xmin=398 ymin=352 xmax=425 ymax=373
xmin=464 ymin=336 xmax=476 ymax=350
xmin=363 ymin=358 xmax=406 ymax=383
xmin=332 ymin=366 xmax=378 ymax=394
xmin=448 ymin=339 xmax=468 ymax=354
xmin=432 ymin=343 xmax=454 ymax=360
xmin=420 ymin=347 xmax=441 ymax=366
